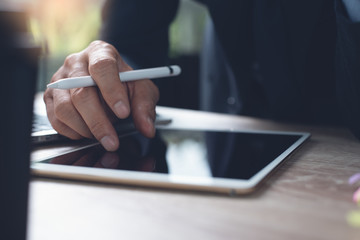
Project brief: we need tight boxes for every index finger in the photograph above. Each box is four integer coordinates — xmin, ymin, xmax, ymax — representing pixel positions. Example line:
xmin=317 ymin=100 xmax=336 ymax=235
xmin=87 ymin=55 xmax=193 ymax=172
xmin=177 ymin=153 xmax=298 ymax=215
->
xmin=87 ymin=41 xmax=131 ymax=120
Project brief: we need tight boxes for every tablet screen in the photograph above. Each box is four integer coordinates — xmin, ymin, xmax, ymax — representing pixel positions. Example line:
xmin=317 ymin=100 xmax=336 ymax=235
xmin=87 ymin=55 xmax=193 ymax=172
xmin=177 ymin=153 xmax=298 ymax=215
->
xmin=35 ymin=129 xmax=307 ymax=181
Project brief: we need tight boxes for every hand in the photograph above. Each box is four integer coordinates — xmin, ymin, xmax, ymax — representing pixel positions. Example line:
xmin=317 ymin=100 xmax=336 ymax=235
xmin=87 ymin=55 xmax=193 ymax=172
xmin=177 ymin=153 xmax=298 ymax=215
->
xmin=44 ymin=40 xmax=159 ymax=151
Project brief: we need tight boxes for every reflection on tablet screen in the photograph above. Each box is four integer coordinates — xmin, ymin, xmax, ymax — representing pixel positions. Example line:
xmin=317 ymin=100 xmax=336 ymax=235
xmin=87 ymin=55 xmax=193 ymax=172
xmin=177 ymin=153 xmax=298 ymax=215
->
xmin=38 ymin=129 xmax=303 ymax=181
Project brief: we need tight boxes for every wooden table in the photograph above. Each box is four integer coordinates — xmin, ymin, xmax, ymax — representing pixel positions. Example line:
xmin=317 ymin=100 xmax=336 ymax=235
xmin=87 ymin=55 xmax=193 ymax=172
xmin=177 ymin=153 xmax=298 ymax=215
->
xmin=28 ymin=103 xmax=360 ymax=240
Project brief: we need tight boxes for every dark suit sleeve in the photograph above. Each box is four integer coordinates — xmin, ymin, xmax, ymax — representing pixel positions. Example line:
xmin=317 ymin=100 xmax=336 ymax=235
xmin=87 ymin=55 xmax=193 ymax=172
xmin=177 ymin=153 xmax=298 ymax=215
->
xmin=335 ymin=0 xmax=360 ymax=139
xmin=99 ymin=0 xmax=179 ymax=69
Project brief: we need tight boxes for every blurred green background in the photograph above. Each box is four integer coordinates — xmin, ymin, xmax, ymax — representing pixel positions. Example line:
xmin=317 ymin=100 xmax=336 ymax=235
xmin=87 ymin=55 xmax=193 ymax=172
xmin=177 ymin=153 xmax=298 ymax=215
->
xmin=24 ymin=0 xmax=207 ymax=95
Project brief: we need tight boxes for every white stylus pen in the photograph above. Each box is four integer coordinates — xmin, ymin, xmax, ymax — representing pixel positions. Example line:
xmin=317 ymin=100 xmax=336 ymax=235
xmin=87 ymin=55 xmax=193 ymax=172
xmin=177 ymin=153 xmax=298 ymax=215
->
xmin=47 ymin=65 xmax=181 ymax=89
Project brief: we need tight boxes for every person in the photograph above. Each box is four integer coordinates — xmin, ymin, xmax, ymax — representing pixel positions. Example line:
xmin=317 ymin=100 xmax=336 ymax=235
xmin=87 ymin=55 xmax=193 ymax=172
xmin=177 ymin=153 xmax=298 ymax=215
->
xmin=44 ymin=0 xmax=360 ymax=151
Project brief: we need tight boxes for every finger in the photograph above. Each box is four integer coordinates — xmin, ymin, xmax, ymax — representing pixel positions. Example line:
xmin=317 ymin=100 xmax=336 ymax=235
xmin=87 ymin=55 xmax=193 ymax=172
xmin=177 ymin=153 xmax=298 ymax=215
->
xmin=45 ymin=58 xmax=93 ymax=139
xmin=63 ymin=52 xmax=89 ymax=80
xmin=44 ymin=88 xmax=83 ymax=139
xmin=70 ymin=86 xmax=119 ymax=151
xmin=87 ymin=42 xmax=131 ymax=119
xmin=128 ymin=80 xmax=159 ymax=138
xmin=52 ymin=88 xmax=93 ymax=139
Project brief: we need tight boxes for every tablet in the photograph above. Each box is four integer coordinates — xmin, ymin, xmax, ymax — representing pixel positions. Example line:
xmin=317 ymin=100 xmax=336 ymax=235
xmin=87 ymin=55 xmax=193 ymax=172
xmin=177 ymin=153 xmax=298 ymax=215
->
xmin=31 ymin=128 xmax=310 ymax=195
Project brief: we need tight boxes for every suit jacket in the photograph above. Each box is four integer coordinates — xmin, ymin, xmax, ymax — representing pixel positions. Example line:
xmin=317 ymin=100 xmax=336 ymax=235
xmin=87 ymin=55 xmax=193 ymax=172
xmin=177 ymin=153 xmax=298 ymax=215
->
xmin=100 ymin=0 xmax=360 ymax=139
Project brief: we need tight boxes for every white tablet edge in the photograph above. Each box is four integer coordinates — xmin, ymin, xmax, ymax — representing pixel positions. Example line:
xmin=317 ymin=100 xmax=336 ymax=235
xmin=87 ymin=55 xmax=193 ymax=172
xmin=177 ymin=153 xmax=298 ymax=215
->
xmin=30 ymin=129 xmax=310 ymax=195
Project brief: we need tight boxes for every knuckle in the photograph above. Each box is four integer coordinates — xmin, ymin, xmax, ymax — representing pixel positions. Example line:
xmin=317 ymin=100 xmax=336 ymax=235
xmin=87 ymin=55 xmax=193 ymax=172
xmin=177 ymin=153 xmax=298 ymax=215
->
xmin=63 ymin=55 xmax=88 ymax=78
xmin=70 ymin=87 xmax=92 ymax=104
xmin=64 ymin=53 xmax=80 ymax=68
xmin=89 ymin=120 xmax=107 ymax=139
xmin=67 ymin=68 xmax=87 ymax=78
xmin=90 ymin=40 xmax=116 ymax=52
xmin=89 ymin=57 xmax=117 ymax=76
xmin=101 ymin=42 xmax=113 ymax=50
xmin=54 ymin=98 xmax=73 ymax=121
xmin=89 ymin=40 xmax=104 ymax=48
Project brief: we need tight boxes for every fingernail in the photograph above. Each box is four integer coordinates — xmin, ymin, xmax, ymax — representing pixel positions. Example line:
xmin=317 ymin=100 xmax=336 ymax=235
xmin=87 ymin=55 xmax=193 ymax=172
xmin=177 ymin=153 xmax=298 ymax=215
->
xmin=100 ymin=136 xmax=117 ymax=151
xmin=114 ymin=101 xmax=129 ymax=118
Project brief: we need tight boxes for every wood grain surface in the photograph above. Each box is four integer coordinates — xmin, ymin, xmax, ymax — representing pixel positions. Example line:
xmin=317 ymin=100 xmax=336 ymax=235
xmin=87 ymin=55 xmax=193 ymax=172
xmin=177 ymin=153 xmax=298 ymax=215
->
xmin=28 ymin=95 xmax=360 ymax=240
